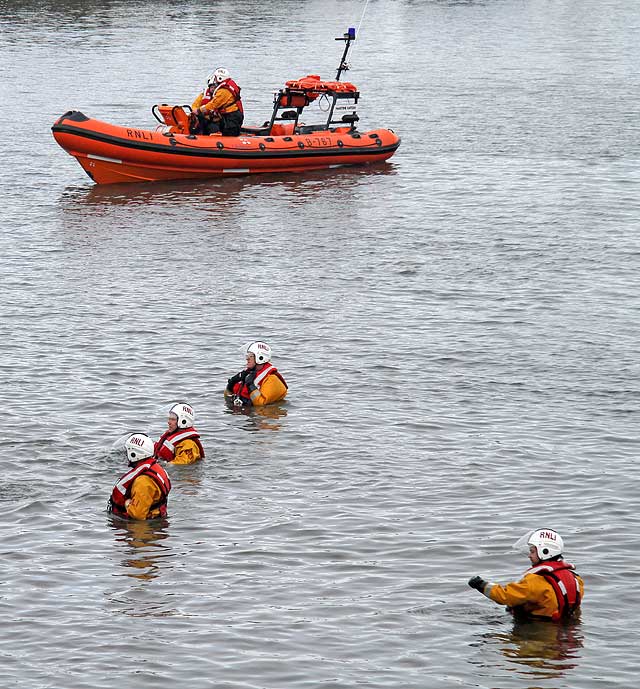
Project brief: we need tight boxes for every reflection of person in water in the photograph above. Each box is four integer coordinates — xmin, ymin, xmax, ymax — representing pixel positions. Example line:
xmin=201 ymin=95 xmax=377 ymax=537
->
xmin=113 ymin=519 xmax=171 ymax=581
xmin=468 ymin=528 xmax=583 ymax=621
xmin=228 ymin=401 xmax=288 ymax=431
xmin=489 ymin=617 xmax=584 ymax=679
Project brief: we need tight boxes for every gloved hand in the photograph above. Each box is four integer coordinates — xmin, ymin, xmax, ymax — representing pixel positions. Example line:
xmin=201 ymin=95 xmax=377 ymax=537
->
xmin=244 ymin=370 xmax=256 ymax=391
xmin=468 ymin=576 xmax=487 ymax=592
xmin=226 ymin=371 xmax=245 ymax=392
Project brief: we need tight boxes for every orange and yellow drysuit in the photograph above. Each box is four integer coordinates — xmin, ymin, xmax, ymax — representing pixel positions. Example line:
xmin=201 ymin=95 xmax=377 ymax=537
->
xmin=108 ymin=459 xmax=171 ymax=520
xmin=155 ymin=427 xmax=205 ymax=465
xmin=192 ymin=78 xmax=243 ymax=118
xmin=482 ymin=560 xmax=584 ymax=620
xmin=225 ymin=363 xmax=288 ymax=407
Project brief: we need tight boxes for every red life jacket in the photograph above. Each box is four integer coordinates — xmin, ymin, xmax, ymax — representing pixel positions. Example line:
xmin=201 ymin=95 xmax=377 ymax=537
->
xmin=231 ymin=363 xmax=288 ymax=403
xmin=155 ymin=427 xmax=205 ymax=462
xmin=529 ymin=560 xmax=582 ymax=620
xmin=108 ymin=458 xmax=171 ymax=519
xmin=200 ymin=78 xmax=244 ymax=114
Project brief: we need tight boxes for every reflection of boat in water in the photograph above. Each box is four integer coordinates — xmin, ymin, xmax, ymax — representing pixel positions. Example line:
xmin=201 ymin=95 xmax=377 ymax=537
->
xmin=51 ymin=28 xmax=400 ymax=185
xmin=62 ymin=160 xmax=397 ymax=208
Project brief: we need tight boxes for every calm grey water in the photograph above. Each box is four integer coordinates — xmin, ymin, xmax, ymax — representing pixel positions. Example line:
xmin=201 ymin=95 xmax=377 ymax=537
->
xmin=1 ymin=0 xmax=639 ymax=687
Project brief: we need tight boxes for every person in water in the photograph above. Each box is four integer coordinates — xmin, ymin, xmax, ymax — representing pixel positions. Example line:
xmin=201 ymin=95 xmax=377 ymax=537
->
xmin=225 ymin=341 xmax=288 ymax=407
xmin=468 ymin=528 xmax=584 ymax=621
xmin=191 ymin=67 xmax=244 ymax=136
xmin=108 ymin=433 xmax=171 ymax=520
xmin=155 ymin=402 xmax=204 ymax=465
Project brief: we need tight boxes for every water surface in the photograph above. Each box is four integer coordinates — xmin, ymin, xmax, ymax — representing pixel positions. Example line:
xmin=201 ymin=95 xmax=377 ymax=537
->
xmin=1 ymin=1 xmax=639 ymax=687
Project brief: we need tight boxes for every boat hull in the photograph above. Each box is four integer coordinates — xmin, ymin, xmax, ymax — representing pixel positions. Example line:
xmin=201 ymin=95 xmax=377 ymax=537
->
xmin=51 ymin=111 xmax=401 ymax=184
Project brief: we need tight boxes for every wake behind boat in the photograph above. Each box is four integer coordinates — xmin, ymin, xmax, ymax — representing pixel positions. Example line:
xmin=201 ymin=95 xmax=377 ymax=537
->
xmin=51 ymin=29 xmax=401 ymax=184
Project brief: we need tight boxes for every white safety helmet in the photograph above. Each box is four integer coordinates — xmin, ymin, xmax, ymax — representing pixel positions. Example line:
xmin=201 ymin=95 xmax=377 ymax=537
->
xmin=208 ymin=67 xmax=230 ymax=85
xmin=169 ymin=402 xmax=195 ymax=428
xmin=124 ymin=433 xmax=155 ymax=463
xmin=247 ymin=341 xmax=272 ymax=364
xmin=522 ymin=528 xmax=564 ymax=561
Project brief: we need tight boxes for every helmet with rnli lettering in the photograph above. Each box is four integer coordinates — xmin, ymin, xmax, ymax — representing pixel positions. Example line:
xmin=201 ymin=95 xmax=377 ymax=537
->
xmin=169 ymin=402 xmax=195 ymax=428
xmin=527 ymin=528 xmax=563 ymax=561
xmin=208 ymin=67 xmax=230 ymax=85
xmin=124 ymin=433 xmax=155 ymax=463
xmin=247 ymin=341 xmax=272 ymax=364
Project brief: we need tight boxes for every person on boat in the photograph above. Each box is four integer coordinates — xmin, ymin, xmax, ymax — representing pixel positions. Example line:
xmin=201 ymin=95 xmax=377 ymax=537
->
xmin=224 ymin=341 xmax=288 ymax=407
xmin=468 ymin=528 xmax=584 ymax=621
xmin=191 ymin=67 xmax=244 ymax=136
xmin=108 ymin=433 xmax=171 ymax=520
xmin=155 ymin=402 xmax=204 ymax=465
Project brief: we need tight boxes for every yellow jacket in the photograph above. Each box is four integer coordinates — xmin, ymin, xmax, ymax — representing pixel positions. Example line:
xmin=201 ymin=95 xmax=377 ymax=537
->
xmin=250 ymin=372 xmax=287 ymax=406
xmin=192 ymin=85 xmax=240 ymax=116
xmin=170 ymin=438 xmax=203 ymax=465
xmin=126 ymin=475 xmax=164 ymax=520
xmin=487 ymin=570 xmax=584 ymax=618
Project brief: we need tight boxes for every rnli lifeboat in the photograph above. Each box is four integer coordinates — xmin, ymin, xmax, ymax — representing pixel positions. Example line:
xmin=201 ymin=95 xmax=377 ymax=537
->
xmin=52 ymin=30 xmax=400 ymax=185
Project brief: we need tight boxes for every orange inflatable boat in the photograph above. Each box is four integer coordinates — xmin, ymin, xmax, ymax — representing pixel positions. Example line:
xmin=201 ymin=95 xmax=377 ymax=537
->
xmin=52 ymin=30 xmax=400 ymax=185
